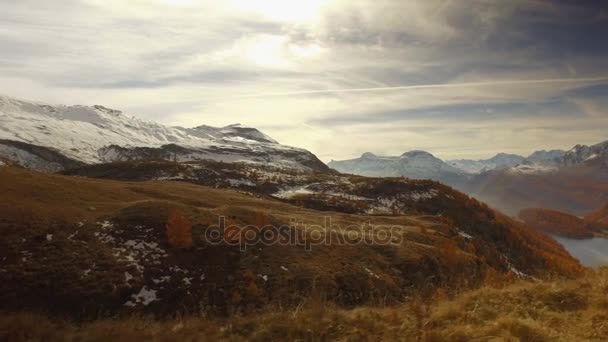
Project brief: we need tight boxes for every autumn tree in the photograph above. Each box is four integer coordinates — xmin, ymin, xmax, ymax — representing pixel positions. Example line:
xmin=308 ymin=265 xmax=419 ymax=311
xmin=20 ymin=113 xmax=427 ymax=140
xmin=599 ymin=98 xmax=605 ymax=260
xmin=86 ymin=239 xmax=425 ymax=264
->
xmin=166 ymin=209 xmax=193 ymax=249
xmin=440 ymin=239 xmax=459 ymax=269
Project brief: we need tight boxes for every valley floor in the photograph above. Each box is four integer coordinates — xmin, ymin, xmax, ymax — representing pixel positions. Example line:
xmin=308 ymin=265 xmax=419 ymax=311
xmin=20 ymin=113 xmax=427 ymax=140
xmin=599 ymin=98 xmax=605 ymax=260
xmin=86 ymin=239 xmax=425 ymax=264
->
xmin=3 ymin=268 xmax=608 ymax=342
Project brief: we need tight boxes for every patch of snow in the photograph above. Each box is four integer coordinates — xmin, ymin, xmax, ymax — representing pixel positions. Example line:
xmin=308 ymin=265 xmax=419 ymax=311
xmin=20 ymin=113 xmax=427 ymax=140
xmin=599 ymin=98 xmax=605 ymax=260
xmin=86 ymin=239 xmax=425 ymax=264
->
xmin=326 ymin=192 xmax=370 ymax=201
xmin=280 ymin=266 xmax=289 ymax=271
xmin=507 ymin=164 xmax=558 ymax=175
xmin=258 ymin=274 xmax=268 ymax=282
xmin=227 ymin=178 xmax=256 ymax=187
xmin=584 ymin=153 xmax=598 ymax=161
xmin=154 ymin=174 xmax=188 ymax=181
xmin=182 ymin=277 xmax=193 ymax=286
xmin=407 ymin=189 xmax=438 ymax=201
xmin=46 ymin=234 xmax=53 ymax=242
xmin=363 ymin=267 xmax=380 ymax=279
xmin=152 ymin=276 xmax=171 ymax=284
xmin=273 ymin=186 xmax=314 ymax=199
xmin=170 ymin=265 xmax=189 ymax=274
xmin=458 ymin=231 xmax=473 ymax=240
xmin=127 ymin=286 xmax=158 ymax=306
xmin=99 ymin=221 xmax=113 ymax=229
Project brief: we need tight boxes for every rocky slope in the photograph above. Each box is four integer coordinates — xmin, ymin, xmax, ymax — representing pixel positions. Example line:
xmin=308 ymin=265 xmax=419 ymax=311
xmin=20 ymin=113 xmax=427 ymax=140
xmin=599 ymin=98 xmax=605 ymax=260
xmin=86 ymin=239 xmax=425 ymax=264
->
xmin=0 ymin=95 xmax=328 ymax=172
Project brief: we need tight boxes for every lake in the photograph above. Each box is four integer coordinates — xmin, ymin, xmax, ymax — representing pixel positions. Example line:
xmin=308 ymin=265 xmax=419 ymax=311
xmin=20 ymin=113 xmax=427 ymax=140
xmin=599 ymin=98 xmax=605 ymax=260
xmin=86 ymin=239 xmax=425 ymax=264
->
xmin=552 ymin=235 xmax=608 ymax=267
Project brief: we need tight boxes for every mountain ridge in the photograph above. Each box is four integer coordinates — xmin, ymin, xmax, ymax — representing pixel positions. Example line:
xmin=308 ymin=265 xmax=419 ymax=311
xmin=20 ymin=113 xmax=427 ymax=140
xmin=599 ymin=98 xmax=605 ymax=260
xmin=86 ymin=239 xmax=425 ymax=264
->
xmin=0 ymin=94 xmax=327 ymax=172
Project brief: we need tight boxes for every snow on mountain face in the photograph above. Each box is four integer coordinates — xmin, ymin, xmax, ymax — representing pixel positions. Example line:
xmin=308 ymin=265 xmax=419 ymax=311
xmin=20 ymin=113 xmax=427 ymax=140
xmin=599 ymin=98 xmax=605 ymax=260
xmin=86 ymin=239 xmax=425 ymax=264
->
xmin=184 ymin=123 xmax=278 ymax=144
xmin=562 ymin=140 xmax=608 ymax=167
xmin=447 ymin=153 xmax=525 ymax=174
xmin=505 ymin=163 xmax=558 ymax=175
xmin=0 ymin=95 xmax=327 ymax=171
xmin=328 ymin=151 xmax=469 ymax=188
xmin=525 ymin=150 xmax=565 ymax=164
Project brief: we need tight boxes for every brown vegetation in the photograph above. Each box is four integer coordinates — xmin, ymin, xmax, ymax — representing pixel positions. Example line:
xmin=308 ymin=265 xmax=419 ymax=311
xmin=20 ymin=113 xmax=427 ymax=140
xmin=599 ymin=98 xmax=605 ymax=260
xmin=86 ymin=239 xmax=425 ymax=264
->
xmin=519 ymin=207 xmax=594 ymax=239
xmin=166 ymin=209 xmax=193 ymax=248
xmin=520 ymin=206 xmax=608 ymax=239
xmin=584 ymin=203 xmax=608 ymax=232
xmin=2 ymin=268 xmax=607 ymax=341
xmin=0 ymin=166 xmax=583 ymax=319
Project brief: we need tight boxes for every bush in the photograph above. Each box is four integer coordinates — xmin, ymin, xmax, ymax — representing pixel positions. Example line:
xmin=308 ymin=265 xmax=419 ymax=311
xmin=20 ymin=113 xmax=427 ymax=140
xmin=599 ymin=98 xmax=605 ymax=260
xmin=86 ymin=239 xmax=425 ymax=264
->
xmin=166 ymin=209 xmax=193 ymax=249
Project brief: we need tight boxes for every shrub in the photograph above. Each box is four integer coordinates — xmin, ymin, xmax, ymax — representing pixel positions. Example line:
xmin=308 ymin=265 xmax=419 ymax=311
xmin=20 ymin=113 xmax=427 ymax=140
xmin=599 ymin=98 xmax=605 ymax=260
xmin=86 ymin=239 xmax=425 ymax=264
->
xmin=166 ymin=209 xmax=193 ymax=249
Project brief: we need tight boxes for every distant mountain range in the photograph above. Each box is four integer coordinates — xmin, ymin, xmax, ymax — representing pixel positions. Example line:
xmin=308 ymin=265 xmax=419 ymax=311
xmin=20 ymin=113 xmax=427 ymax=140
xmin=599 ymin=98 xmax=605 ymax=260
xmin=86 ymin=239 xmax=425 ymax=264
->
xmin=0 ymin=95 xmax=327 ymax=172
xmin=329 ymin=141 xmax=608 ymax=215
xmin=327 ymin=150 xmax=470 ymax=189
xmin=329 ymin=149 xmax=572 ymax=178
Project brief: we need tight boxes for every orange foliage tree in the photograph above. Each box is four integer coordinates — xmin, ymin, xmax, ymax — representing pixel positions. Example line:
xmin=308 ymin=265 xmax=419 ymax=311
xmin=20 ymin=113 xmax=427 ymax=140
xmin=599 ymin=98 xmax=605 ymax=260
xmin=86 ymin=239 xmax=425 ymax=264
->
xmin=166 ymin=209 xmax=193 ymax=249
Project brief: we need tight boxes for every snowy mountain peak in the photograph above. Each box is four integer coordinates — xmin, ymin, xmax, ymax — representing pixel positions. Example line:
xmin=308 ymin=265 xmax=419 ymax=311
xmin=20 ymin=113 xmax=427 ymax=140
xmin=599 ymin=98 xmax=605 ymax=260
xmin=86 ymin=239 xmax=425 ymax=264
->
xmin=0 ymin=94 xmax=326 ymax=171
xmin=217 ymin=124 xmax=278 ymax=144
xmin=328 ymin=150 xmax=468 ymax=188
xmin=562 ymin=140 xmax=608 ymax=167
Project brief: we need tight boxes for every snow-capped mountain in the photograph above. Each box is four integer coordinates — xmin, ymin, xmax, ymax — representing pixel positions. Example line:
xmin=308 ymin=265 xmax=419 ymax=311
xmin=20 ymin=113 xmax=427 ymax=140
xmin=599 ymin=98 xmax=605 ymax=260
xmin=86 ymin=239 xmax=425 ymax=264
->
xmin=447 ymin=153 xmax=525 ymax=174
xmin=0 ymin=95 xmax=328 ymax=172
xmin=328 ymin=150 xmax=469 ymax=188
xmin=465 ymin=140 xmax=608 ymax=215
xmin=524 ymin=149 xmax=565 ymax=165
xmin=562 ymin=140 xmax=608 ymax=167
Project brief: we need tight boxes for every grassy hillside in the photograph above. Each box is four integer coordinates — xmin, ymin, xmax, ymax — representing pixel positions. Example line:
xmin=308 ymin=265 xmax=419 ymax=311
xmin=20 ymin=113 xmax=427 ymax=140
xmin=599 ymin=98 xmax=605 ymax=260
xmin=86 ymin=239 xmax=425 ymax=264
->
xmin=519 ymin=207 xmax=608 ymax=239
xmin=519 ymin=207 xmax=596 ymax=239
xmin=0 ymin=165 xmax=583 ymax=319
xmin=2 ymin=268 xmax=607 ymax=341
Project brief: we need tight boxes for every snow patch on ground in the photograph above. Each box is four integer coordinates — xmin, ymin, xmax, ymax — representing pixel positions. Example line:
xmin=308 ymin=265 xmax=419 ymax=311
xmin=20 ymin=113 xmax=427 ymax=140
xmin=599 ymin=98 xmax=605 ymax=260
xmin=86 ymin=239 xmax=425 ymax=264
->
xmin=227 ymin=178 xmax=256 ymax=187
xmin=152 ymin=276 xmax=171 ymax=284
xmin=273 ymin=186 xmax=314 ymax=199
xmin=364 ymin=267 xmax=380 ymax=279
xmin=125 ymin=286 xmax=158 ymax=306
xmin=458 ymin=231 xmax=473 ymax=240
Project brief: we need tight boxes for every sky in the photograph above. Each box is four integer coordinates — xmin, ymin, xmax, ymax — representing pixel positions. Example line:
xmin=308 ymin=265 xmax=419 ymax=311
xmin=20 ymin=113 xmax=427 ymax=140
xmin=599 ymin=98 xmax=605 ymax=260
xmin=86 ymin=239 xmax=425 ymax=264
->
xmin=1 ymin=0 xmax=608 ymax=162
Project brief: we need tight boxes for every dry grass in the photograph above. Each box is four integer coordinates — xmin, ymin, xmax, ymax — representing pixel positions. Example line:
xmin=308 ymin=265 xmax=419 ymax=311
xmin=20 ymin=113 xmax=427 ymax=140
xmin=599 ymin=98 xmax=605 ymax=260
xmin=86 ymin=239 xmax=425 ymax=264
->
xmin=0 ymin=166 xmax=586 ymax=321
xmin=1 ymin=268 xmax=607 ymax=341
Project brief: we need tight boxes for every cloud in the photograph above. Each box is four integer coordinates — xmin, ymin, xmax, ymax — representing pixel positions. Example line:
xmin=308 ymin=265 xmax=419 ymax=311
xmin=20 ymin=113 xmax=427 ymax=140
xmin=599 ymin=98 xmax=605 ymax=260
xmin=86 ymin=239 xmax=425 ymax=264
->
xmin=0 ymin=0 xmax=606 ymax=161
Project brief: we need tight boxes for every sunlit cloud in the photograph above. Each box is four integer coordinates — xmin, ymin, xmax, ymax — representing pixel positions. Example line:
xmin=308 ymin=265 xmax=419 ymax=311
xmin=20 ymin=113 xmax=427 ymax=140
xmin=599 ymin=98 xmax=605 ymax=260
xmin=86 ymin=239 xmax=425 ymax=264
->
xmin=0 ymin=0 xmax=607 ymax=161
